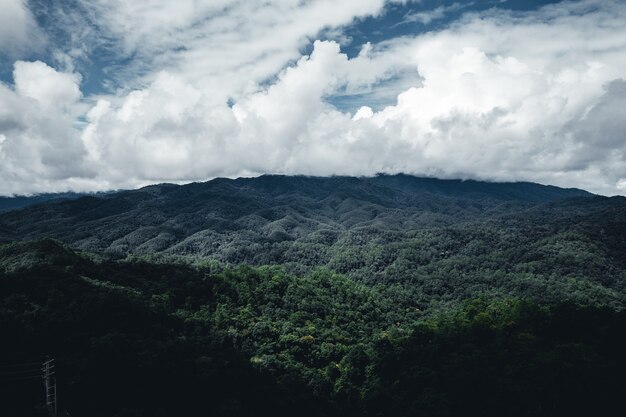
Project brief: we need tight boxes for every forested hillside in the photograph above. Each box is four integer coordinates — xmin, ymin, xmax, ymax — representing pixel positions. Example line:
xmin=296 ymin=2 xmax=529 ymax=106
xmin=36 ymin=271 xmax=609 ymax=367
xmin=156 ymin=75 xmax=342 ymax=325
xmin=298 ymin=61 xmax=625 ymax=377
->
xmin=0 ymin=175 xmax=592 ymax=257
xmin=2 ymin=240 xmax=625 ymax=417
xmin=1 ymin=175 xmax=624 ymax=307
xmin=1 ymin=175 xmax=625 ymax=416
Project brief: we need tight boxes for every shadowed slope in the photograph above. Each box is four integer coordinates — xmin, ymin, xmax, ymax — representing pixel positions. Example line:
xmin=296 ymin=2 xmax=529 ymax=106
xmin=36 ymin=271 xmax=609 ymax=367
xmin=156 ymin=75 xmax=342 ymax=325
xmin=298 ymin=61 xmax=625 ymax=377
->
xmin=0 ymin=174 xmax=593 ymax=256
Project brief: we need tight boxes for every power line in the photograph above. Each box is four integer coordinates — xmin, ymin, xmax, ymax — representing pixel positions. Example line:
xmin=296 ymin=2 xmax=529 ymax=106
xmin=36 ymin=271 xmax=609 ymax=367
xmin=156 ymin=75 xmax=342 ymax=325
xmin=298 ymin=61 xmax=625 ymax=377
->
xmin=0 ymin=361 xmax=44 ymax=369
xmin=0 ymin=356 xmax=66 ymax=415
xmin=0 ymin=368 xmax=43 ymax=376
xmin=0 ymin=374 xmax=42 ymax=383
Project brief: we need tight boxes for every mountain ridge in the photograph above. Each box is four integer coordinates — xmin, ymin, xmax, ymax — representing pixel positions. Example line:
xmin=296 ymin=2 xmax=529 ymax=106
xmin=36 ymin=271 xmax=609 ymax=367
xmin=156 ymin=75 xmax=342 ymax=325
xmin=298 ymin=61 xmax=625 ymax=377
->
xmin=0 ymin=174 xmax=612 ymax=265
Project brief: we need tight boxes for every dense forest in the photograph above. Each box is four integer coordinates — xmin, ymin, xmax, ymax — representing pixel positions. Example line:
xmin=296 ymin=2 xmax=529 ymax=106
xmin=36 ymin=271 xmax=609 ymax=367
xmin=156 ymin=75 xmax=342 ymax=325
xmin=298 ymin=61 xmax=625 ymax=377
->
xmin=1 ymin=175 xmax=625 ymax=416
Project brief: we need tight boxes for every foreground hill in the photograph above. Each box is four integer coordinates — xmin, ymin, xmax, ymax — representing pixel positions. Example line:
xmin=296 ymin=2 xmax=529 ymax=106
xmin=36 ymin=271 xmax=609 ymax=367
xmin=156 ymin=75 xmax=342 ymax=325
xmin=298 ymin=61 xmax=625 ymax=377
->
xmin=1 ymin=240 xmax=625 ymax=417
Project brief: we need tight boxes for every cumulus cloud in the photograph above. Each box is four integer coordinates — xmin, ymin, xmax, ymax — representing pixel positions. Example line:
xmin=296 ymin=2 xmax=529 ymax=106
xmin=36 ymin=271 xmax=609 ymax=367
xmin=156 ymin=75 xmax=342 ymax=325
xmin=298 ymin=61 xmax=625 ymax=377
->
xmin=1 ymin=0 xmax=626 ymax=196
xmin=0 ymin=61 xmax=92 ymax=195
xmin=13 ymin=61 xmax=82 ymax=110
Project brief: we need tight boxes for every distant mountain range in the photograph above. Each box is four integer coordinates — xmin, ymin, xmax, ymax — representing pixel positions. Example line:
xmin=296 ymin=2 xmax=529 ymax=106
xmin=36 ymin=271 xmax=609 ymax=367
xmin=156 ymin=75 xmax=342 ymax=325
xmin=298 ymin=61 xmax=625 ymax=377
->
xmin=0 ymin=174 xmax=594 ymax=252
xmin=0 ymin=192 xmax=85 ymax=214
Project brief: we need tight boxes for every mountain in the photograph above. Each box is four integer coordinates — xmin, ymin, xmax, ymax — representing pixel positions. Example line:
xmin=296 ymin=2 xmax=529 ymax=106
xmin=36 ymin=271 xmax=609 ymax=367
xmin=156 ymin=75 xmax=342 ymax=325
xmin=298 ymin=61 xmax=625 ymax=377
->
xmin=2 ymin=175 xmax=626 ymax=416
xmin=0 ymin=174 xmax=593 ymax=254
xmin=0 ymin=192 xmax=85 ymax=214
xmin=2 ymin=174 xmax=624 ymax=306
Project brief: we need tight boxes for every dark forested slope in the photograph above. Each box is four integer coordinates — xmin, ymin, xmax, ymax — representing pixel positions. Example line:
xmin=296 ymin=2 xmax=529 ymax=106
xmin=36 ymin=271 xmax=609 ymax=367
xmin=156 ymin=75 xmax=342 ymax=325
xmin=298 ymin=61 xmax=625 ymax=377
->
xmin=1 ymin=240 xmax=625 ymax=417
xmin=0 ymin=174 xmax=596 ymax=258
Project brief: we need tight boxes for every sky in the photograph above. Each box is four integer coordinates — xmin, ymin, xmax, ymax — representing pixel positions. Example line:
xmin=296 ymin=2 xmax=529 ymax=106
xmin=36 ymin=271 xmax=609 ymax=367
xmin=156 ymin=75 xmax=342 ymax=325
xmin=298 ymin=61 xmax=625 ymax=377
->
xmin=0 ymin=0 xmax=625 ymax=196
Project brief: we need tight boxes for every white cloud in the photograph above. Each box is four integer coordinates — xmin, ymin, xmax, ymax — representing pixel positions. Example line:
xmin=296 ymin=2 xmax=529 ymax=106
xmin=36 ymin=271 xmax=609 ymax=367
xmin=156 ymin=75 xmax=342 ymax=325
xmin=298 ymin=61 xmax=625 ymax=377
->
xmin=0 ymin=61 xmax=92 ymax=195
xmin=1 ymin=0 xmax=626 ymax=196
xmin=71 ymin=0 xmax=389 ymax=99
xmin=13 ymin=61 xmax=82 ymax=110
xmin=0 ymin=0 xmax=43 ymax=55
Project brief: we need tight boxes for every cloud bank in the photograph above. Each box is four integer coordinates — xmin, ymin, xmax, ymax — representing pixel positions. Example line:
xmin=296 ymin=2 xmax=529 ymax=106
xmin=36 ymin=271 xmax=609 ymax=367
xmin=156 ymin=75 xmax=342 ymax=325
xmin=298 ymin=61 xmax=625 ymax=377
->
xmin=0 ymin=0 xmax=625 ymax=195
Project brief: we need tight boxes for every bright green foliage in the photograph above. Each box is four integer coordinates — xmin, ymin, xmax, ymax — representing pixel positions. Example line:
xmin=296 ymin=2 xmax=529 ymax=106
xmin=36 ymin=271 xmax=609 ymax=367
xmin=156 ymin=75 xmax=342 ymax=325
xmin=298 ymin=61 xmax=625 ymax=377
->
xmin=1 ymin=240 xmax=625 ymax=416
